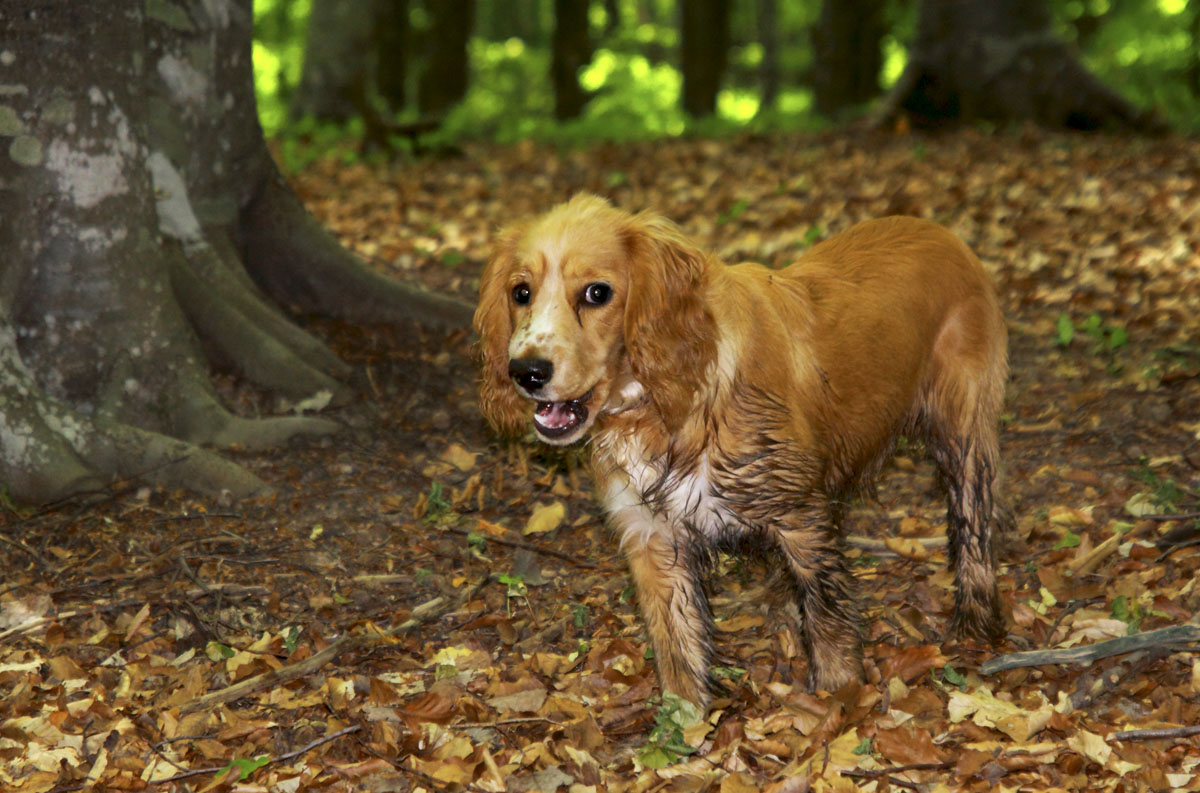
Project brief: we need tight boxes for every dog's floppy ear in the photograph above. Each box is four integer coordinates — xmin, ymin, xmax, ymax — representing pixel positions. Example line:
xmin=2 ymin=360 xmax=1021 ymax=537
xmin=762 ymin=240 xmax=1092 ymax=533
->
xmin=621 ymin=212 xmax=716 ymax=432
xmin=474 ymin=224 xmax=529 ymax=436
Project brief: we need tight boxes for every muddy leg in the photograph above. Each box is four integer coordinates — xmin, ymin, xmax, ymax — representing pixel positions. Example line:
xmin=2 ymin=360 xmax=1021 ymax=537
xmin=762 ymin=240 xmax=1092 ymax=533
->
xmin=624 ymin=532 xmax=714 ymax=708
xmin=935 ymin=436 xmax=1005 ymax=642
xmin=772 ymin=505 xmax=864 ymax=691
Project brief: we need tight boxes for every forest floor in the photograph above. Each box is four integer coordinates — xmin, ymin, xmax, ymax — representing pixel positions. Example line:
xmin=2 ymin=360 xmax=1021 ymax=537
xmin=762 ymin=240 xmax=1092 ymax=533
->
xmin=3 ymin=128 xmax=1200 ymax=793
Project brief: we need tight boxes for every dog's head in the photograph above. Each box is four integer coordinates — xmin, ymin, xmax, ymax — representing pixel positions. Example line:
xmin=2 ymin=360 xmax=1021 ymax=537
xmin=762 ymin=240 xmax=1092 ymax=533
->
xmin=474 ymin=193 xmax=715 ymax=444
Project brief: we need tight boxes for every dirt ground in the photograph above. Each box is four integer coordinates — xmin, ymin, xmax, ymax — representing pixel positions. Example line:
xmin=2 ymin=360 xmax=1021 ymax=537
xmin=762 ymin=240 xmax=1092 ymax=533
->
xmin=2 ymin=128 xmax=1200 ymax=792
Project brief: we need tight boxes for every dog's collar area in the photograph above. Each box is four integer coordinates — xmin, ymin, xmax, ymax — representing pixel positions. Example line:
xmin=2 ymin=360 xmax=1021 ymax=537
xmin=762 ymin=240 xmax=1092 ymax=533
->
xmin=534 ymin=389 xmax=593 ymax=438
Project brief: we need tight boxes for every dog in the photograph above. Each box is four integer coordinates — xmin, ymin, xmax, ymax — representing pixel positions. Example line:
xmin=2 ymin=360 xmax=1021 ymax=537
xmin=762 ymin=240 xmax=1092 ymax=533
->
xmin=474 ymin=194 xmax=1008 ymax=708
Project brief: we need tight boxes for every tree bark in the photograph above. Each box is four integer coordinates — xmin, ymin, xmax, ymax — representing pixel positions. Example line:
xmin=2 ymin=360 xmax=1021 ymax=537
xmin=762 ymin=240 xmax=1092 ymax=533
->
xmin=418 ymin=0 xmax=476 ymax=117
xmin=552 ymin=0 xmax=593 ymax=120
xmin=680 ymin=0 xmax=731 ymax=118
xmin=812 ymin=0 xmax=886 ymax=118
xmin=873 ymin=0 xmax=1164 ymax=131
xmin=0 ymin=0 xmax=472 ymax=505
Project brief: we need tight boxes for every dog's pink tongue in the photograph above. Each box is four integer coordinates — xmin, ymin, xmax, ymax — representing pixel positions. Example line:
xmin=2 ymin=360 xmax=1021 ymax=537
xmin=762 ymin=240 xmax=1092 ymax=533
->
xmin=535 ymin=401 xmax=576 ymax=430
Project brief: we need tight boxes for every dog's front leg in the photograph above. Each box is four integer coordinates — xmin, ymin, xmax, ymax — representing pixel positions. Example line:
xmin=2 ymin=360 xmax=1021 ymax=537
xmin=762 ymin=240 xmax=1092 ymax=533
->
xmin=772 ymin=503 xmax=864 ymax=691
xmin=623 ymin=530 xmax=714 ymax=709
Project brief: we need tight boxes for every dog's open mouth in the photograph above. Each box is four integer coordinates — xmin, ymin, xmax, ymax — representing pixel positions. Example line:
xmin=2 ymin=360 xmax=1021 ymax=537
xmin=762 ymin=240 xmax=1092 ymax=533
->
xmin=533 ymin=389 xmax=593 ymax=439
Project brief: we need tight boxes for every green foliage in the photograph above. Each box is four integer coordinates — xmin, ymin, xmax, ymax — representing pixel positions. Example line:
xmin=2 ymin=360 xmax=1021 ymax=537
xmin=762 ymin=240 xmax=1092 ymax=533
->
xmin=1054 ymin=529 xmax=1082 ymax=549
xmin=1059 ymin=0 xmax=1200 ymax=130
xmin=499 ymin=573 xmax=529 ymax=616
xmin=1110 ymin=594 xmax=1144 ymax=633
xmin=425 ymin=481 xmax=452 ymax=522
xmin=1131 ymin=463 xmax=1191 ymax=511
xmin=254 ymin=0 xmax=1200 ymax=145
xmin=636 ymin=693 xmax=702 ymax=768
xmin=222 ymin=755 xmax=271 ymax=782
xmin=940 ymin=664 xmax=968 ymax=690
xmin=253 ymin=0 xmax=312 ymax=135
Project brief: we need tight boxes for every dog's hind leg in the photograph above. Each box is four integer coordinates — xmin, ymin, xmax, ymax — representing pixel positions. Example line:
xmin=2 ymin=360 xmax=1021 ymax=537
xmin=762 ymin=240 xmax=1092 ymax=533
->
xmin=772 ymin=502 xmax=864 ymax=691
xmin=925 ymin=304 xmax=1008 ymax=642
xmin=624 ymin=532 xmax=715 ymax=709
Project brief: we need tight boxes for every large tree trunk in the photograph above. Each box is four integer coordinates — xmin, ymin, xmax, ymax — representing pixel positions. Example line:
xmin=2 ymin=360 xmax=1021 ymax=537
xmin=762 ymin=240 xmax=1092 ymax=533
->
xmin=377 ymin=0 xmax=412 ymax=113
xmin=0 ymin=0 xmax=471 ymax=505
xmin=812 ymin=0 xmax=885 ymax=118
xmin=418 ymin=0 xmax=476 ymax=117
xmin=874 ymin=0 xmax=1163 ymax=131
xmin=680 ymin=0 xmax=730 ymax=118
xmin=552 ymin=0 xmax=593 ymax=120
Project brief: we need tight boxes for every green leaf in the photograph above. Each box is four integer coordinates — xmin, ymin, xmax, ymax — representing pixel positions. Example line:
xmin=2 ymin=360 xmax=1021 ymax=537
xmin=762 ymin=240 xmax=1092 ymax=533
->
xmin=205 ymin=641 xmax=236 ymax=661
xmin=222 ymin=755 xmax=270 ymax=782
xmin=572 ymin=603 xmax=588 ymax=628
xmin=1054 ymin=530 xmax=1082 ymax=549
xmin=1107 ymin=325 xmax=1129 ymax=350
xmin=711 ymin=665 xmax=746 ymax=680
xmin=1055 ymin=313 xmax=1075 ymax=347
xmin=717 ymin=198 xmax=749 ymax=225
xmin=1080 ymin=313 xmax=1103 ymax=339
xmin=852 ymin=736 xmax=873 ymax=755
xmin=283 ymin=626 xmax=301 ymax=654
xmin=636 ymin=745 xmax=677 ymax=769
xmin=441 ymin=249 xmax=466 ymax=268
xmin=942 ymin=664 xmax=967 ymax=690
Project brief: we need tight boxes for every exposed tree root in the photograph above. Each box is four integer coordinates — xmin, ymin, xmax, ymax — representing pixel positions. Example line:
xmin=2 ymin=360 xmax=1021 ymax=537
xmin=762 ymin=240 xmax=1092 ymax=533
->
xmin=168 ymin=253 xmax=353 ymax=404
xmin=239 ymin=170 xmax=475 ymax=331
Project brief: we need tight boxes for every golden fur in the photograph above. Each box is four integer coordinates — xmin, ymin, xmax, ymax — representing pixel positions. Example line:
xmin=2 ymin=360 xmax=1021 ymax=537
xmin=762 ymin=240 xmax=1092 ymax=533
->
xmin=475 ymin=194 xmax=1008 ymax=708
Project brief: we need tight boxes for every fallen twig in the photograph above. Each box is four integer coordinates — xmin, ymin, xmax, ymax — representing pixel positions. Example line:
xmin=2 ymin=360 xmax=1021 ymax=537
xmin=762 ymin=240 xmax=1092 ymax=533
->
xmin=150 ymin=725 xmax=362 ymax=786
xmin=1113 ymin=724 xmax=1200 ymax=742
xmin=182 ymin=595 xmax=449 ymax=713
xmin=980 ymin=624 xmax=1200 ymax=675
xmin=449 ymin=716 xmax=562 ymax=729
xmin=441 ymin=524 xmax=602 ymax=568
xmin=845 ymin=535 xmax=947 ymax=555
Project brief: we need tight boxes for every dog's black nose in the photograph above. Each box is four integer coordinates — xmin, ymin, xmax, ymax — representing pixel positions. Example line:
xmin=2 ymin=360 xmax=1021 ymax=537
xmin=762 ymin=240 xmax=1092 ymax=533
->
xmin=509 ymin=358 xmax=554 ymax=392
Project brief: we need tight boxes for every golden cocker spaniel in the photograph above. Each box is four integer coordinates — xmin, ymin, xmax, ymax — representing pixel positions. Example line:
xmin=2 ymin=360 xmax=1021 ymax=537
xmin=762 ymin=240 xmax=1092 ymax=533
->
xmin=475 ymin=194 xmax=1008 ymax=708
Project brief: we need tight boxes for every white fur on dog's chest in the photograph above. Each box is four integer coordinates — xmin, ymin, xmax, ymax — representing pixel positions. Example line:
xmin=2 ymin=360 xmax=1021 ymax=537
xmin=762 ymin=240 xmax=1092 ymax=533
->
xmin=599 ymin=435 xmax=734 ymax=546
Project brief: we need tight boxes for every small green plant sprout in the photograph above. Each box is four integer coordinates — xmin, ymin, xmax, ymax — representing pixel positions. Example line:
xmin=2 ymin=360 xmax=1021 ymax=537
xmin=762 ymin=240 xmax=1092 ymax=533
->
xmin=283 ymin=626 xmax=301 ymax=654
xmin=424 ymin=481 xmax=453 ymax=522
xmin=499 ymin=573 xmax=529 ymax=617
xmin=939 ymin=663 xmax=968 ymax=691
xmin=572 ymin=602 xmax=589 ymax=628
xmin=802 ymin=224 xmax=825 ymax=248
xmin=711 ymin=665 xmax=746 ymax=681
xmin=852 ymin=735 xmax=874 ymax=755
xmin=1056 ymin=312 xmax=1129 ymax=355
xmin=636 ymin=693 xmax=703 ymax=769
xmin=717 ymin=198 xmax=749 ymax=225
xmin=1110 ymin=595 xmax=1144 ymax=635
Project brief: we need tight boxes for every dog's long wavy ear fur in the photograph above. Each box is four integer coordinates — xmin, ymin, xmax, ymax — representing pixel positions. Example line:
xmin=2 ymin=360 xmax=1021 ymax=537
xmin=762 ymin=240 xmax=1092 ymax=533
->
xmin=621 ymin=212 xmax=716 ymax=432
xmin=474 ymin=225 xmax=529 ymax=436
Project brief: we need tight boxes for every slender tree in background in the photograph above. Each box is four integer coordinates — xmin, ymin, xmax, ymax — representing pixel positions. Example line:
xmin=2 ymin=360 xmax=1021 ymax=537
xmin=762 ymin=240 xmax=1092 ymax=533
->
xmin=875 ymin=0 xmax=1163 ymax=130
xmin=0 ymin=0 xmax=470 ymax=505
xmin=812 ymin=0 xmax=886 ymax=118
xmin=552 ymin=0 xmax=593 ymax=120
xmin=419 ymin=0 xmax=476 ymax=117
xmin=756 ymin=0 xmax=781 ymax=114
xmin=292 ymin=0 xmax=380 ymax=121
xmin=377 ymin=0 xmax=412 ymax=112
xmin=680 ymin=0 xmax=731 ymax=117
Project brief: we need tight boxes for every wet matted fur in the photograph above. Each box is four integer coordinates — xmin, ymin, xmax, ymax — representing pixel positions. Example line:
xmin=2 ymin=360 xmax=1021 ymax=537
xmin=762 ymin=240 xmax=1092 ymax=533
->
xmin=475 ymin=194 xmax=1008 ymax=708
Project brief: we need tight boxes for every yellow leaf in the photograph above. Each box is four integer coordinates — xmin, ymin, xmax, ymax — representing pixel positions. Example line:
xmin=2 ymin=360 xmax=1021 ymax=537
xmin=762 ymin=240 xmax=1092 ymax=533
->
xmin=1067 ymin=729 xmax=1111 ymax=765
xmin=884 ymin=536 xmax=929 ymax=561
xmin=441 ymin=443 xmax=478 ymax=472
xmin=524 ymin=502 xmax=565 ymax=535
xmin=947 ymin=687 xmax=1053 ymax=742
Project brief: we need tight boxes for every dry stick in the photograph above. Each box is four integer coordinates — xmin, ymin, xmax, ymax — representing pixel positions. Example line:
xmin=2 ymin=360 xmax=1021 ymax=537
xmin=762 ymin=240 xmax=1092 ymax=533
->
xmin=980 ymin=624 xmax=1200 ymax=676
xmin=150 ymin=725 xmax=362 ymax=786
xmin=1141 ymin=512 xmax=1200 ymax=521
xmin=845 ymin=535 xmax=947 ymax=555
xmin=182 ymin=595 xmax=449 ymax=714
xmin=441 ymin=524 xmax=602 ymax=568
xmin=1113 ymin=724 xmax=1200 ymax=742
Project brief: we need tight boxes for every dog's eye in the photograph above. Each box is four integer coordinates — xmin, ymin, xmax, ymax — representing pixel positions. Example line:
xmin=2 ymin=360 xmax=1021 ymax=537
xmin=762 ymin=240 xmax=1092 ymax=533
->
xmin=582 ymin=283 xmax=612 ymax=306
xmin=512 ymin=284 xmax=532 ymax=305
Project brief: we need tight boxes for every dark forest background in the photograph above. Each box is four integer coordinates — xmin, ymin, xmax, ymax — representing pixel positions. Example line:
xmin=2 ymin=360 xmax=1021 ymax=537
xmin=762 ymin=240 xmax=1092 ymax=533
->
xmin=254 ymin=0 xmax=1200 ymax=155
